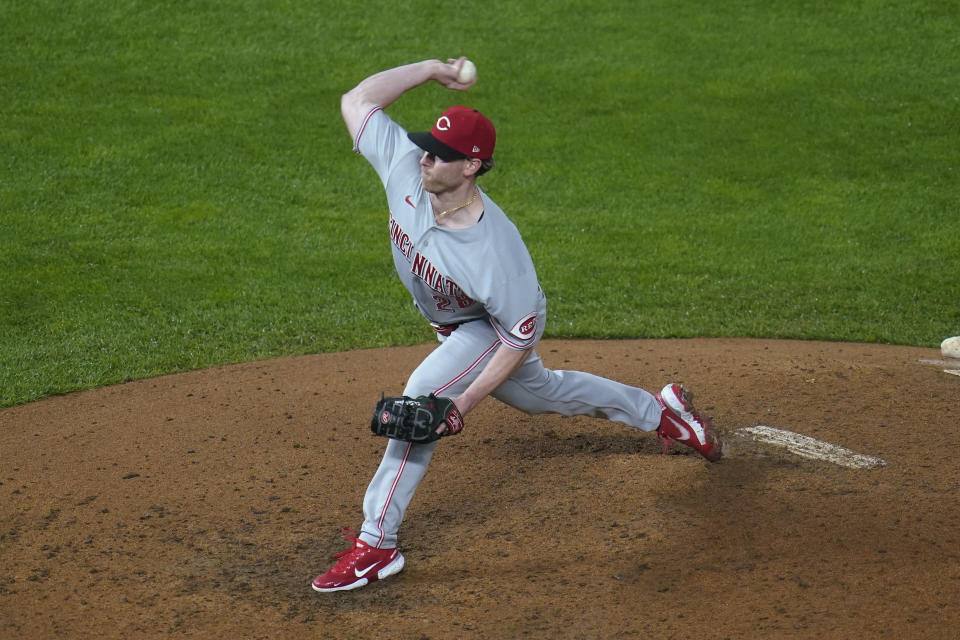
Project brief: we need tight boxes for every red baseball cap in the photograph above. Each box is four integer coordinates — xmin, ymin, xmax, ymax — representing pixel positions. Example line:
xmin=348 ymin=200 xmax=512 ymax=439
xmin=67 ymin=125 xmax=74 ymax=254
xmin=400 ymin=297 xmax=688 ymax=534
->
xmin=408 ymin=106 xmax=496 ymax=161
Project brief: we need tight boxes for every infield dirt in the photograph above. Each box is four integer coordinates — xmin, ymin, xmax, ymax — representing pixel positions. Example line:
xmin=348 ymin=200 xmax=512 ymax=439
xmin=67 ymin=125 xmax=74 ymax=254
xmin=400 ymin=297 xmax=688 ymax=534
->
xmin=2 ymin=338 xmax=958 ymax=639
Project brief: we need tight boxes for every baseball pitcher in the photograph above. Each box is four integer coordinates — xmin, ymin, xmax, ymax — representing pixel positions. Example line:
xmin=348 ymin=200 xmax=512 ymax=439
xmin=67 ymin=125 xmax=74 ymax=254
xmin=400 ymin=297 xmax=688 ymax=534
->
xmin=311 ymin=57 xmax=722 ymax=593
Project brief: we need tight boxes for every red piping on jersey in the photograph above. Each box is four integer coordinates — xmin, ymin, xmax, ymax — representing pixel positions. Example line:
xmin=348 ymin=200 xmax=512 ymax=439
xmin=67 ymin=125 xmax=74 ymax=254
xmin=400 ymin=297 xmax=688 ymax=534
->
xmin=354 ymin=105 xmax=383 ymax=152
xmin=490 ymin=318 xmax=533 ymax=350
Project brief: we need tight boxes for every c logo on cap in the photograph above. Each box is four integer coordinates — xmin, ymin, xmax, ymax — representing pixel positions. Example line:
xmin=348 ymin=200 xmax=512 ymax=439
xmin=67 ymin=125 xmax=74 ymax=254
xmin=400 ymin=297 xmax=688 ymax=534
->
xmin=436 ymin=116 xmax=451 ymax=131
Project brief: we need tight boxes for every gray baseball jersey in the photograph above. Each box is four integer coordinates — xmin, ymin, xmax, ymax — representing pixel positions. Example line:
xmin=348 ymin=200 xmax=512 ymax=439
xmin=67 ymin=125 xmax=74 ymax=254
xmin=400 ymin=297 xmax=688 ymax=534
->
xmin=349 ymin=106 xmax=663 ymax=550
xmin=355 ymin=106 xmax=545 ymax=349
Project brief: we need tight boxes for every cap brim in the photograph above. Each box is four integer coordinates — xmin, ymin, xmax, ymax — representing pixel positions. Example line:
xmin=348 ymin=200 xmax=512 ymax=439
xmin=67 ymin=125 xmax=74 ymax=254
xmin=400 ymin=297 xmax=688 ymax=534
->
xmin=407 ymin=131 xmax=468 ymax=161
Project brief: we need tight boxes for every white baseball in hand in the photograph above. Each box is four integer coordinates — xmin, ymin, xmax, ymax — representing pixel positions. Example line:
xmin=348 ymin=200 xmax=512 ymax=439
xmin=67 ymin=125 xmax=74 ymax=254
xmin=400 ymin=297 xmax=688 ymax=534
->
xmin=457 ymin=59 xmax=477 ymax=84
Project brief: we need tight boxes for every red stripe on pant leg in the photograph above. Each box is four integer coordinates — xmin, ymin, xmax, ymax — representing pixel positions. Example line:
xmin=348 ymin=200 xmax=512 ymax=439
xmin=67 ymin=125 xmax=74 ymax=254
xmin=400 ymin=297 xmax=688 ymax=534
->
xmin=374 ymin=441 xmax=412 ymax=548
xmin=373 ymin=338 xmax=498 ymax=546
xmin=434 ymin=339 xmax=500 ymax=396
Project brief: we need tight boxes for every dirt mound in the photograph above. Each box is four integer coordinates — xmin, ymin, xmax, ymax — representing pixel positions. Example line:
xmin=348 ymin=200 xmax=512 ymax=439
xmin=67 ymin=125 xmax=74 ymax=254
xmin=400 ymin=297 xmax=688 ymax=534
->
xmin=2 ymin=338 xmax=957 ymax=639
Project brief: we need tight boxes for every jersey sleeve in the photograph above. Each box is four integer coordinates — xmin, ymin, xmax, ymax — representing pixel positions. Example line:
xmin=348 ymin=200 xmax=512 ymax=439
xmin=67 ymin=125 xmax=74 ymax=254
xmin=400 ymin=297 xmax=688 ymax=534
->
xmin=484 ymin=272 xmax=547 ymax=351
xmin=353 ymin=107 xmax=421 ymax=185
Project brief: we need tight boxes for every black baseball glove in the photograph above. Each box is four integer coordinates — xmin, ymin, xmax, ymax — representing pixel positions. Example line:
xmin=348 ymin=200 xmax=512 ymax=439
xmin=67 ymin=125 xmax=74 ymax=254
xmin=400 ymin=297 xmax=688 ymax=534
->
xmin=370 ymin=394 xmax=464 ymax=443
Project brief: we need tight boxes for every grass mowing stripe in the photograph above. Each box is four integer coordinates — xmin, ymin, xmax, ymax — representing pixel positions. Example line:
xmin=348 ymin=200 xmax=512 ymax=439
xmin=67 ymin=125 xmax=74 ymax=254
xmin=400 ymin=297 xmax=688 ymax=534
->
xmin=2 ymin=0 xmax=958 ymax=407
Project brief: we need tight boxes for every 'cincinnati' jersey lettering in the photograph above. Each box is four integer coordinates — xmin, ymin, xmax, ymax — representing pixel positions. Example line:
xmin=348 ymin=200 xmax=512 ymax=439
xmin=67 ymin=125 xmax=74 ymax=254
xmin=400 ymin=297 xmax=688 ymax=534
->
xmin=360 ymin=108 xmax=545 ymax=346
xmin=412 ymin=251 xmax=474 ymax=306
xmin=390 ymin=214 xmax=475 ymax=308
xmin=389 ymin=215 xmax=414 ymax=260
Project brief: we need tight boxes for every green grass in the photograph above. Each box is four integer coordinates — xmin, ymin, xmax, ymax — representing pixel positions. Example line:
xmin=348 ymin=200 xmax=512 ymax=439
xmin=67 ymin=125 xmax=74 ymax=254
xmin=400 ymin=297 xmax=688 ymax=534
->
xmin=2 ymin=0 xmax=958 ymax=407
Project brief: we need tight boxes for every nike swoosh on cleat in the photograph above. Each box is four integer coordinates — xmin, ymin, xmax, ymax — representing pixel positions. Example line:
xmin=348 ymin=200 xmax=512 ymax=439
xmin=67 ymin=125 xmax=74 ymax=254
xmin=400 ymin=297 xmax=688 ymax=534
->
xmin=354 ymin=564 xmax=377 ymax=578
xmin=665 ymin=415 xmax=691 ymax=441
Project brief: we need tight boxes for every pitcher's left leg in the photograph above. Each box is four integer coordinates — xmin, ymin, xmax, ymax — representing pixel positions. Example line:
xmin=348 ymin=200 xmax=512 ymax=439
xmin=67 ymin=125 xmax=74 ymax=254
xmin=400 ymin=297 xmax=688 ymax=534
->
xmin=492 ymin=351 xmax=662 ymax=430
xmin=493 ymin=352 xmax=723 ymax=461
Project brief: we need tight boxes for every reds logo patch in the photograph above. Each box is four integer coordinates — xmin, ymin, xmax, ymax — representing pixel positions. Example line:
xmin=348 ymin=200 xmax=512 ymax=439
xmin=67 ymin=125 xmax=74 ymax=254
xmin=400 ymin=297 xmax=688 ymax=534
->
xmin=380 ymin=411 xmax=391 ymax=424
xmin=510 ymin=313 xmax=538 ymax=339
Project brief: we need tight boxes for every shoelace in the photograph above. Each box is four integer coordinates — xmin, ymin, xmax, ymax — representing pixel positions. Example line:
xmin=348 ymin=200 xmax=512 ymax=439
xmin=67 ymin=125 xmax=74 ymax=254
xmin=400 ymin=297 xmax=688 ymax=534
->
xmin=657 ymin=430 xmax=676 ymax=455
xmin=330 ymin=526 xmax=362 ymax=560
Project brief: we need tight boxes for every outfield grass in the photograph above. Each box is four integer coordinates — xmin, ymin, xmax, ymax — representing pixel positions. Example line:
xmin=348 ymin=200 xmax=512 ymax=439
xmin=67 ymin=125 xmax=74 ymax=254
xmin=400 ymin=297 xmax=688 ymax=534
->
xmin=2 ymin=0 xmax=958 ymax=407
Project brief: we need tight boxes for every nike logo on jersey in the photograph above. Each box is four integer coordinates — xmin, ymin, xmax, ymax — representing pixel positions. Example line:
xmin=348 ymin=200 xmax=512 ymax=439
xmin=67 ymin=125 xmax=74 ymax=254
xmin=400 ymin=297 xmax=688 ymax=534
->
xmin=404 ymin=195 xmax=416 ymax=208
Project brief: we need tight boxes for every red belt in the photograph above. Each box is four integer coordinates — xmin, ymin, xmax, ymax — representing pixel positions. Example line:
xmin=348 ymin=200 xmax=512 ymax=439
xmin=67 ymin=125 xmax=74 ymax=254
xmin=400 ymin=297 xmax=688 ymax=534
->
xmin=430 ymin=322 xmax=463 ymax=337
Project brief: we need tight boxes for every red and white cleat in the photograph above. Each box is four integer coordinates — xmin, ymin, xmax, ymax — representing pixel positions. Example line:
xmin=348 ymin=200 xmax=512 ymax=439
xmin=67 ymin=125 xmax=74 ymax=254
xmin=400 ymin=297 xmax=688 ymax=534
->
xmin=655 ymin=383 xmax=723 ymax=462
xmin=311 ymin=527 xmax=405 ymax=593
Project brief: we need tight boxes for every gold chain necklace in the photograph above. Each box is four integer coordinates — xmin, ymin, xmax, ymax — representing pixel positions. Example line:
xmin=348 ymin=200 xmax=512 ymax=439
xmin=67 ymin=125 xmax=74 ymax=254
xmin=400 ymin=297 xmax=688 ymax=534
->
xmin=435 ymin=188 xmax=479 ymax=219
